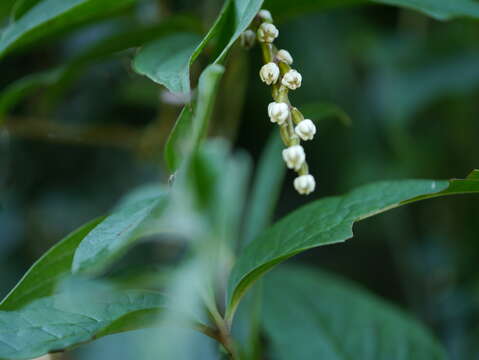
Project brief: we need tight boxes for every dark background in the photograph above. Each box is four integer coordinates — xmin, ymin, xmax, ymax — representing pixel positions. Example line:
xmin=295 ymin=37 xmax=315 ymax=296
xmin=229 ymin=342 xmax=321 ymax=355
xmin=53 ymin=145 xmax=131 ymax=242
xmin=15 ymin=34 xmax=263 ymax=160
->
xmin=0 ymin=0 xmax=478 ymax=358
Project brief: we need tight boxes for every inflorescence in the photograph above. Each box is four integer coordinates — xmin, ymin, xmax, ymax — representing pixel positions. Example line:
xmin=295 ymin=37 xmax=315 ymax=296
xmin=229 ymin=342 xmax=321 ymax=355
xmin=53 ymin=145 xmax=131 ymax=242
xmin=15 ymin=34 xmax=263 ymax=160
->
xmin=240 ymin=9 xmax=317 ymax=195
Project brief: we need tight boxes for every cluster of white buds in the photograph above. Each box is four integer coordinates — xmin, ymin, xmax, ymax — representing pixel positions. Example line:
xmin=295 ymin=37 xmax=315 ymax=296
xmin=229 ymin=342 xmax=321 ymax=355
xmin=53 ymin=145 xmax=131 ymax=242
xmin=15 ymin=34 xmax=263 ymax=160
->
xmin=239 ymin=9 xmax=318 ymax=195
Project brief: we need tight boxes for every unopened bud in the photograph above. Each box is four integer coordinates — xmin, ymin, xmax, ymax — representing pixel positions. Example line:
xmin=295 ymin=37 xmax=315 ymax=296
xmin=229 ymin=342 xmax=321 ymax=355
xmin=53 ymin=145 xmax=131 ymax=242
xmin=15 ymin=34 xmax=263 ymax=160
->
xmin=257 ymin=23 xmax=279 ymax=43
xmin=268 ymin=102 xmax=289 ymax=125
xmin=294 ymin=174 xmax=316 ymax=195
xmin=282 ymin=145 xmax=305 ymax=171
xmin=282 ymin=69 xmax=302 ymax=90
xmin=259 ymin=62 xmax=280 ymax=85
xmin=276 ymin=49 xmax=293 ymax=65
xmin=258 ymin=9 xmax=273 ymax=23
xmin=240 ymin=30 xmax=256 ymax=49
xmin=295 ymin=119 xmax=316 ymax=141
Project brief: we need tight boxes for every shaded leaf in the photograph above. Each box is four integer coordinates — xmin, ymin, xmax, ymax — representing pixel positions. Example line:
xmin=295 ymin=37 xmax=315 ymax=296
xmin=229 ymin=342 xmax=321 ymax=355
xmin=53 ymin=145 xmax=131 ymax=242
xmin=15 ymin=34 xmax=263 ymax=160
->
xmin=227 ymin=170 xmax=479 ymax=321
xmin=190 ymin=64 xmax=225 ymax=150
xmin=164 ymin=106 xmax=194 ymax=172
xmin=373 ymin=53 xmax=479 ymax=126
xmin=132 ymin=33 xmax=202 ymax=94
xmin=11 ymin=0 xmax=42 ymax=20
xmin=263 ymin=265 xmax=446 ymax=360
xmin=0 ymin=68 xmax=62 ymax=126
xmin=300 ymin=102 xmax=352 ymax=127
xmin=132 ymin=0 xmax=262 ymax=92
xmin=213 ymin=0 xmax=264 ymax=63
xmin=0 ymin=16 xmax=198 ymax=125
xmin=0 ymin=0 xmax=135 ymax=58
xmin=264 ymin=0 xmax=479 ymax=21
xmin=242 ymin=132 xmax=285 ymax=245
xmin=163 ymin=65 xmax=225 ymax=174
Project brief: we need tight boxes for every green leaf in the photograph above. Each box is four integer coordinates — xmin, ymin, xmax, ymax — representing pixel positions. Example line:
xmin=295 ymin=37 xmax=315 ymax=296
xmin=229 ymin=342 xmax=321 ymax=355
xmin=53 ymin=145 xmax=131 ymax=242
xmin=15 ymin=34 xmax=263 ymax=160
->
xmin=226 ymin=170 xmax=479 ymax=321
xmin=242 ymin=132 xmax=285 ymax=245
xmin=372 ymin=0 xmax=479 ymax=20
xmin=300 ymin=102 xmax=352 ymax=127
xmin=132 ymin=33 xmax=202 ymax=94
xmin=0 ymin=218 xmax=103 ymax=311
xmin=191 ymin=64 xmax=225 ymax=149
xmin=131 ymin=0 xmax=262 ymax=92
xmin=0 ymin=284 xmax=165 ymax=360
xmin=165 ymin=106 xmax=194 ymax=172
xmin=407 ymin=169 xmax=479 ymax=202
xmin=264 ymin=0 xmax=479 ymax=21
xmin=0 ymin=0 xmax=136 ymax=58
xmin=263 ymin=265 xmax=446 ymax=359
xmin=72 ymin=192 xmax=169 ymax=275
xmin=131 ymin=1 xmax=227 ymax=94
xmin=213 ymin=0 xmax=265 ymax=64
xmin=11 ymin=0 xmax=42 ymax=20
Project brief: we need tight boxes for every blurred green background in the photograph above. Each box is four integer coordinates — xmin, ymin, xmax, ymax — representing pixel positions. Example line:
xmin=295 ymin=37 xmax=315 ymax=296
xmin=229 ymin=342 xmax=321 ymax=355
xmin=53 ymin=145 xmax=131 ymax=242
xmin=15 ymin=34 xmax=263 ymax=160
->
xmin=0 ymin=0 xmax=478 ymax=359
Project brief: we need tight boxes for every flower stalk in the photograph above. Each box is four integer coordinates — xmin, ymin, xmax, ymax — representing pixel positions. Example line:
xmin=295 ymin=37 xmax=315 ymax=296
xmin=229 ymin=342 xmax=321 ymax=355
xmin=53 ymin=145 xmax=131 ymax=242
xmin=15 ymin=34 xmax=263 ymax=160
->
xmin=241 ymin=10 xmax=318 ymax=195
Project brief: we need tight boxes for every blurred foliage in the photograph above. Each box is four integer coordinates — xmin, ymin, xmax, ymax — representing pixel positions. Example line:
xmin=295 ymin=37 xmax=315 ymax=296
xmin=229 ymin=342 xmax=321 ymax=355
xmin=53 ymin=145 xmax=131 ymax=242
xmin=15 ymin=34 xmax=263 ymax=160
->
xmin=0 ymin=0 xmax=478 ymax=359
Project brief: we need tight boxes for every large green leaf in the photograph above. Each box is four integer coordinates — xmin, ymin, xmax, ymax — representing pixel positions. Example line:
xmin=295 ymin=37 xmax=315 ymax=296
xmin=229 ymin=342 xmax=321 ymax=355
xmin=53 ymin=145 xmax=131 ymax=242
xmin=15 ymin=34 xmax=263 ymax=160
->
xmin=0 ymin=218 xmax=103 ymax=311
xmin=263 ymin=265 xmax=446 ymax=359
xmin=0 ymin=283 xmax=165 ymax=360
xmin=226 ymin=170 xmax=479 ymax=321
xmin=0 ymin=0 xmax=135 ymax=58
xmin=264 ymin=0 xmax=479 ymax=21
xmin=72 ymin=192 xmax=169 ymax=275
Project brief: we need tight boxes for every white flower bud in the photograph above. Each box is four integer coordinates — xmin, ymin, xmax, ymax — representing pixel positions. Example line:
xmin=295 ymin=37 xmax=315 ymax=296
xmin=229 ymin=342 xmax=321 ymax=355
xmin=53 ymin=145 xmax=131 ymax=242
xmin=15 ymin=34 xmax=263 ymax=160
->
xmin=268 ymin=102 xmax=289 ymax=125
xmin=277 ymin=49 xmax=293 ymax=65
xmin=259 ymin=62 xmax=280 ymax=85
xmin=240 ymin=30 xmax=256 ymax=49
xmin=295 ymin=119 xmax=316 ymax=141
xmin=282 ymin=69 xmax=302 ymax=90
xmin=294 ymin=174 xmax=316 ymax=195
xmin=258 ymin=9 xmax=273 ymax=23
xmin=257 ymin=23 xmax=279 ymax=43
xmin=282 ymin=145 xmax=305 ymax=171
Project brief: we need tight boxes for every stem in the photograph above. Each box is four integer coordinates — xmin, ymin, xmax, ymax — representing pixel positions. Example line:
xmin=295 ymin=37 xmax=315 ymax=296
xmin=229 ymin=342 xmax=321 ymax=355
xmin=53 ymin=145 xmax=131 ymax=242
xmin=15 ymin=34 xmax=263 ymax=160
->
xmin=213 ymin=315 xmax=240 ymax=360
xmin=203 ymin=289 xmax=240 ymax=360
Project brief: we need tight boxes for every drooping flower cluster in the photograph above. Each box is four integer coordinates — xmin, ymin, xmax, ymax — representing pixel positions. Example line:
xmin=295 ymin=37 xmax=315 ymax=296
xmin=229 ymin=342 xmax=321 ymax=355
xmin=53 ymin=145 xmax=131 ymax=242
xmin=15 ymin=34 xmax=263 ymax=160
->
xmin=239 ymin=9 xmax=317 ymax=195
